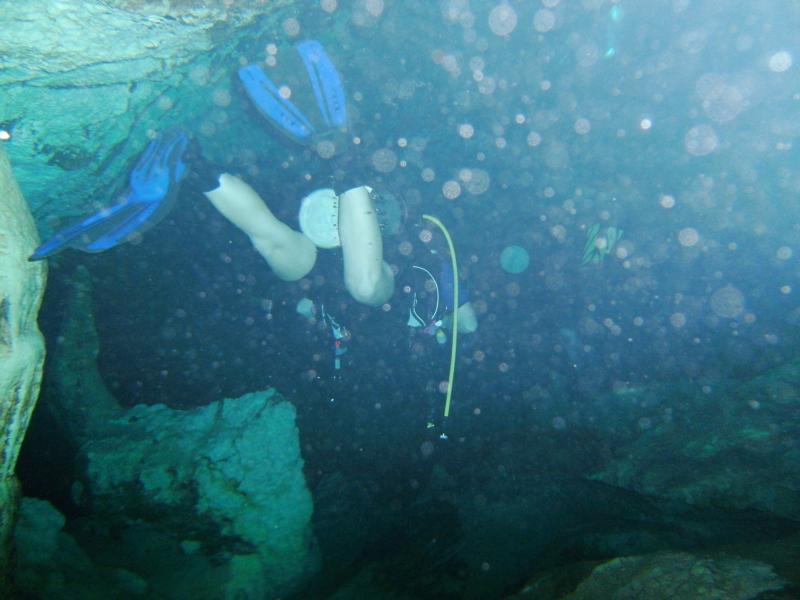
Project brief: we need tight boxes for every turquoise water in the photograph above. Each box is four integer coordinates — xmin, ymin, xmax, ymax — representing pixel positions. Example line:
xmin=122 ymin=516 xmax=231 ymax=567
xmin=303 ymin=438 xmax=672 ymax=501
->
xmin=13 ymin=1 xmax=800 ymax=598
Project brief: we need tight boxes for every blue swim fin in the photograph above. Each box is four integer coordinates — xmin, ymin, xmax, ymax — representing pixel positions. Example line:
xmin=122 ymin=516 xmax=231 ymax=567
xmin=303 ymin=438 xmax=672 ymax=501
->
xmin=238 ymin=64 xmax=316 ymax=142
xmin=29 ymin=129 xmax=189 ymax=260
xmin=295 ymin=40 xmax=347 ymax=130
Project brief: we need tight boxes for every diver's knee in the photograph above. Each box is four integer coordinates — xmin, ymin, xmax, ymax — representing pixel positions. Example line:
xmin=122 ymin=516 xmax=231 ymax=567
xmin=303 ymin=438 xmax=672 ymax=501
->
xmin=346 ymin=264 xmax=394 ymax=306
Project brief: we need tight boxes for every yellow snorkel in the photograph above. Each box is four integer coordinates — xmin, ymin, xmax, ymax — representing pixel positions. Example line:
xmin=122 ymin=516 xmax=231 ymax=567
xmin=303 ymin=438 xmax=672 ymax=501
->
xmin=422 ymin=214 xmax=458 ymax=418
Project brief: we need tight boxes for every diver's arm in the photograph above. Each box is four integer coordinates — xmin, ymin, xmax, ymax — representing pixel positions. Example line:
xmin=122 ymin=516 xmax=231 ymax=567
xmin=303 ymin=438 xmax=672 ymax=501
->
xmin=204 ymin=173 xmax=317 ymax=281
xmin=338 ymin=186 xmax=394 ymax=306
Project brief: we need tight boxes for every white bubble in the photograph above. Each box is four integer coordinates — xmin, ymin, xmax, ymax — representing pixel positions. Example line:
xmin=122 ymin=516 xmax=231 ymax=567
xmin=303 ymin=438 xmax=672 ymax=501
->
xmin=685 ymin=124 xmax=718 ymax=156
xmin=442 ymin=180 xmax=462 ymax=199
xmin=533 ymin=9 xmax=556 ymax=32
xmin=500 ymin=245 xmax=530 ymax=274
xmin=769 ymin=50 xmax=792 ymax=73
xmin=527 ymin=131 xmax=542 ymax=146
xmin=315 ymin=140 xmax=336 ymax=159
xmin=458 ymin=123 xmax=475 ymax=139
xmin=460 ymin=168 xmax=490 ymax=195
xmin=574 ymin=117 xmax=591 ymax=134
xmin=696 ymin=74 xmax=745 ymax=123
xmin=441 ymin=0 xmax=471 ymax=22
xmin=489 ymin=2 xmax=517 ymax=36
xmin=212 ymin=88 xmax=232 ymax=107
xmin=640 ymin=118 xmax=652 ymax=130
xmin=421 ymin=167 xmax=435 ymax=182
xmin=576 ymin=42 xmax=600 ymax=68
xmin=283 ymin=17 xmax=301 ymax=37
xmin=478 ymin=76 xmax=497 ymax=95
xmin=776 ymin=246 xmax=793 ymax=260
xmin=365 ymin=0 xmax=384 ymax=17
xmin=321 ymin=0 xmax=338 ymax=13
xmin=469 ymin=56 xmax=485 ymax=72
xmin=710 ymin=285 xmax=744 ymax=318
xmin=371 ymin=148 xmax=398 ymax=173
xmin=670 ymin=312 xmax=686 ymax=328
xmin=678 ymin=227 xmax=699 ymax=247
xmin=190 ymin=65 xmax=210 ymax=86
xmin=660 ymin=194 xmax=676 ymax=209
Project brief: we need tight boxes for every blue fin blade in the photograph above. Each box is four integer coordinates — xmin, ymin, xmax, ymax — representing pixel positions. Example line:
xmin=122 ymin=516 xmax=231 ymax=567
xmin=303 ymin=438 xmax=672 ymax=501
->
xmin=238 ymin=64 xmax=315 ymax=141
xmin=82 ymin=200 xmax=161 ymax=252
xmin=29 ymin=200 xmax=133 ymax=260
xmin=296 ymin=40 xmax=347 ymax=129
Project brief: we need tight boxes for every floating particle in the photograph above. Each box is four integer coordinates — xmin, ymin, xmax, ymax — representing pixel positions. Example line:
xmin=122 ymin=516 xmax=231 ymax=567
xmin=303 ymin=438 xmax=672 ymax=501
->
xmin=500 ymin=245 xmax=530 ymax=273
xmin=685 ymin=124 xmax=718 ymax=156
xmin=710 ymin=285 xmax=745 ymax=318
xmin=442 ymin=180 xmax=462 ymax=199
xmin=371 ymin=148 xmax=397 ymax=173
xmin=489 ymin=2 xmax=517 ymax=36
xmin=678 ymin=227 xmax=699 ymax=247
xmin=533 ymin=9 xmax=556 ymax=32
xmin=769 ymin=50 xmax=792 ymax=72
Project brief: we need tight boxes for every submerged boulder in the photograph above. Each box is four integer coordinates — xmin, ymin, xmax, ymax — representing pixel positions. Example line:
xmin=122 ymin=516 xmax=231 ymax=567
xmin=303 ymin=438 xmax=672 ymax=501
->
xmin=510 ymin=551 xmax=788 ymax=599
xmin=74 ymin=388 xmax=319 ymax=599
xmin=590 ymin=365 xmax=800 ymax=521
xmin=24 ymin=264 xmax=319 ymax=598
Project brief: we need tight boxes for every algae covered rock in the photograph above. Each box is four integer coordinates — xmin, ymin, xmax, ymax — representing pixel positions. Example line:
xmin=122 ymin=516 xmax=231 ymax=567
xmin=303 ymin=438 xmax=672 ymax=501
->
xmin=0 ymin=144 xmax=46 ymax=586
xmin=590 ymin=368 xmax=800 ymax=520
xmin=73 ymin=388 xmax=319 ymax=598
xmin=563 ymin=552 xmax=786 ymax=600
xmin=510 ymin=551 xmax=788 ymax=599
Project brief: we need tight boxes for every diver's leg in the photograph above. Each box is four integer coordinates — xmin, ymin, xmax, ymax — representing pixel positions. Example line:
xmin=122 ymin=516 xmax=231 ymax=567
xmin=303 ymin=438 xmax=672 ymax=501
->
xmin=337 ymin=186 xmax=394 ymax=306
xmin=203 ymin=174 xmax=317 ymax=281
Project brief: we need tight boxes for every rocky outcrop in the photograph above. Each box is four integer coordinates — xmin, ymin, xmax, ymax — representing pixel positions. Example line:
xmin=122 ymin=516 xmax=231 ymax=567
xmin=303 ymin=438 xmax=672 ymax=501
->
xmin=18 ymin=262 xmax=319 ymax=598
xmin=44 ymin=265 xmax=122 ymax=441
xmin=590 ymin=365 xmax=800 ymax=521
xmin=510 ymin=551 xmax=788 ymax=599
xmin=72 ymin=389 xmax=319 ymax=599
xmin=0 ymin=145 xmax=46 ymax=587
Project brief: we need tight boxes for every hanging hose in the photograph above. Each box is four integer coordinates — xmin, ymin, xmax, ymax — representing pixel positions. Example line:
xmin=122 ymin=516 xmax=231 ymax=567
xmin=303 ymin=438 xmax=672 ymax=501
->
xmin=422 ymin=214 xmax=458 ymax=418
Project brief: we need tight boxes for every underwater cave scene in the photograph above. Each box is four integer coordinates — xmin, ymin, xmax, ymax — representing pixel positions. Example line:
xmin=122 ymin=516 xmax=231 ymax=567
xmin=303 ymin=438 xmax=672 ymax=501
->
xmin=2 ymin=0 xmax=800 ymax=598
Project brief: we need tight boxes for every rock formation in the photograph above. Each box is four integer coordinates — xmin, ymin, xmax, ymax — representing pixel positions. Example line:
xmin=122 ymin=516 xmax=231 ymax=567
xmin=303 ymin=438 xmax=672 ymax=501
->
xmin=0 ymin=145 xmax=46 ymax=587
